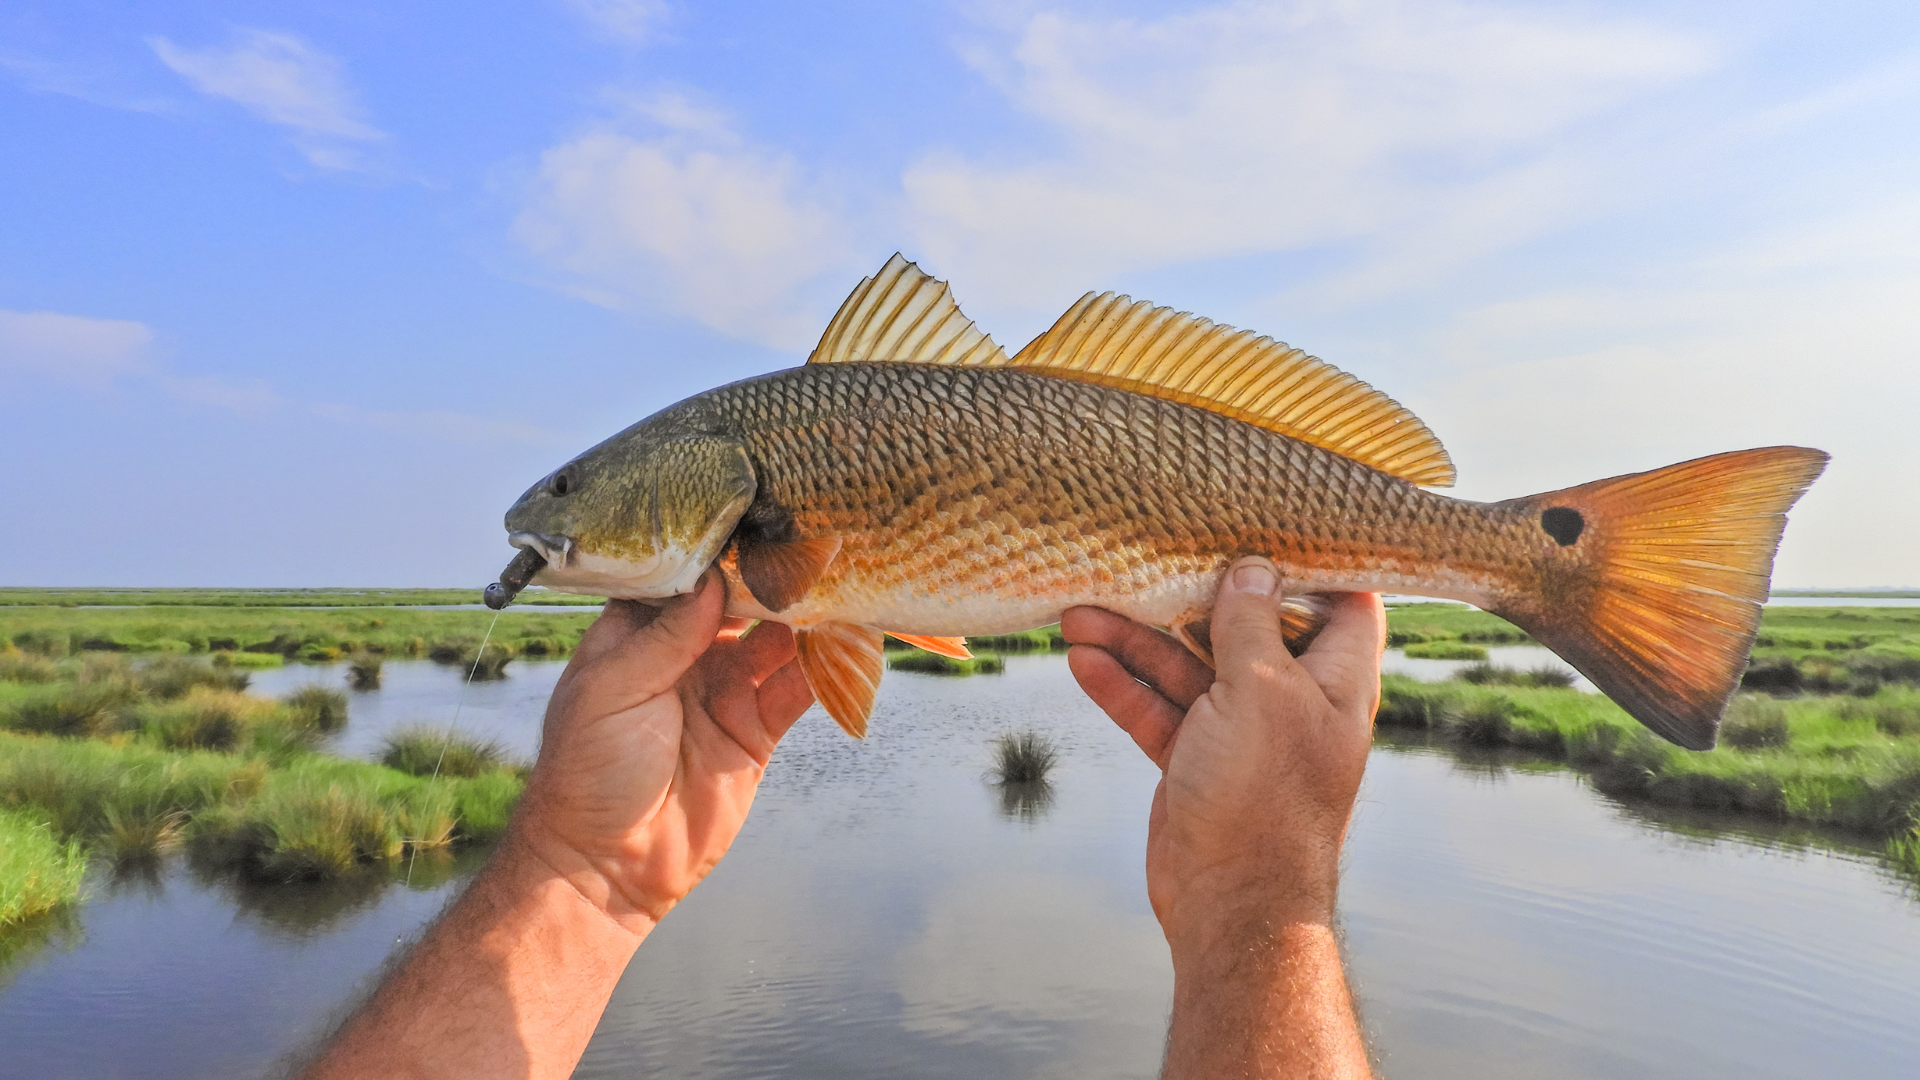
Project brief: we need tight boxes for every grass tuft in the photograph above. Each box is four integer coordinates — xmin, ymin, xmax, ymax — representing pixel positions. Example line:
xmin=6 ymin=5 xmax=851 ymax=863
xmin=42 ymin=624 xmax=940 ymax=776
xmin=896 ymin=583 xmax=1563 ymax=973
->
xmin=0 ymin=809 xmax=87 ymax=926
xmin=989 ymin=731 xmax=1058 ymax=785
xmin=346 ymin=653 xmax=383 ymax=691
xmin=1458 ymin=662 xmax=1577 ymax=688
xmin=1722 ymin=695 xmax=1792 ymax=750
xmin=1402 ymin=641 xmax=1489 ymax=661
xmin=380 ymin=726 xmax=511 ymax=779
xmin=284 ymin=685 xmax=350 ymax=734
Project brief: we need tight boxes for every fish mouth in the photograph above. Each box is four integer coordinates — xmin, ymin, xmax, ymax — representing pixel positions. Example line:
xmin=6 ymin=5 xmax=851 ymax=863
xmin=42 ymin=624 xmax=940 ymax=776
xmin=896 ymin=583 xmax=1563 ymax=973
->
xmin=508 ymin=531 xmax=574 ymax=570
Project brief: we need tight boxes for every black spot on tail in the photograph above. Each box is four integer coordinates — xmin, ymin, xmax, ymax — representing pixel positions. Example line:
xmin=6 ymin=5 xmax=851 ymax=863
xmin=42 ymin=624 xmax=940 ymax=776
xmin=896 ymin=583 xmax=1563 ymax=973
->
xmin=1541 ymin=507 xmax=1585 ymax=546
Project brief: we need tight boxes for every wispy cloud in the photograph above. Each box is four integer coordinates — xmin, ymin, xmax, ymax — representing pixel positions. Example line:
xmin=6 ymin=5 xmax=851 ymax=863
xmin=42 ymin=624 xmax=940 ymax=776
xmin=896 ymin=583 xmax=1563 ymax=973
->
xmin=150 ymin=29 xmax=387 ymax=171
xmin=567 ymin=0 xmax=673 ymax=45
xmin=514 ymin=92 xmax=857 ymax=348
xmin=0 ymin=310 xmax=154 ymax=388
xmin=906 ymin=0 xmax=1711 ymax=308
xmin=0 ymin=51 xmax=176 ymax=113
xmin=162 ymin=375 xmax=284 ymax=416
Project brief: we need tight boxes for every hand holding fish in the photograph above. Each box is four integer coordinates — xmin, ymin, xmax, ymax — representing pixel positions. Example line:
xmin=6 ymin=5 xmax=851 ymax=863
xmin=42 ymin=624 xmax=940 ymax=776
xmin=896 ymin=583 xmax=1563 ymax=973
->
xmin=1065 ymin=558 xmax=1380 ymax=1080
xmin=511 ymin=572 xmax=813 ymax=930
xmin=300 ymin=573 xmax=812 ymax=1080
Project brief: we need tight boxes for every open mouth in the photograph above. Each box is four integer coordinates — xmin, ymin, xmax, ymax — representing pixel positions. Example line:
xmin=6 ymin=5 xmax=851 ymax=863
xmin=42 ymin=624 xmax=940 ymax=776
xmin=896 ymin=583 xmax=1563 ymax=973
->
xmin=508 ymin=531 xmax=573 ymax=570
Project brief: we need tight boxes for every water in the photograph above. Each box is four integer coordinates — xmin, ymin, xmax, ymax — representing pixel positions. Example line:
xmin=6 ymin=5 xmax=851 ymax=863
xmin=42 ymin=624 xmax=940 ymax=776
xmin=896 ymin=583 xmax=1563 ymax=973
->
xmin=3 ymin=656 xmax=1918 ymax=1078
xmin=1382 ymin=644 xmax=1597 ymax=691
xmin=246 ymin=659 xmax=565 ymax=761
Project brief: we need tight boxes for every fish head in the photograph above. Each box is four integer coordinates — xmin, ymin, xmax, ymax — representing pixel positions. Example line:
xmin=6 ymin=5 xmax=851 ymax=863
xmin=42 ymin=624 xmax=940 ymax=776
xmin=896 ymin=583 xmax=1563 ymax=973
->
xmin=502 ymin=418 xmax=755 ymax=600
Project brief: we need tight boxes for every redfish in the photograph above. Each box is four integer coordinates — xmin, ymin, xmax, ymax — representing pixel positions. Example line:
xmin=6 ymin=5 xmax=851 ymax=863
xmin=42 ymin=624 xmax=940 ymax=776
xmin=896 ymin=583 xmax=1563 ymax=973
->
xmin=488 ymin=255 xmax=1825 ymax=749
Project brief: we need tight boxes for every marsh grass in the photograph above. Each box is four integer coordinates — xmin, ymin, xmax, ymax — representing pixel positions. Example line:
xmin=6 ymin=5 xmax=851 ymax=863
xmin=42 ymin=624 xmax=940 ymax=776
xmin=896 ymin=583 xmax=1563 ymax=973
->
xmin=347 ymin=654 xmax=383 ymax=690
xmin=135 ymin=656 xmax=249 ymax=700
xmin=1459 ymin=662 xmax=1577 ymax=689
xmin=2 ymin=682 xmax=139 ymax=738
xmin=1373 ymin=676 xmax=1920 ymax=848
xmin=1403 ymin=641 xmax=1489 ymax=661
xmin=1722 ymin=696 xmax=1792 ymax=750
xmin=0 ymin=648 xmax=59 ymax=684
xmin=989 ymin=731 xmax=1059 ymax=785
xmin=888 ymin=652 xmax=1006 ymax=676
xmin=0 ymin=809 xmax=87 ymax=925
xmin=284 ymin=686 xmax=349 ymax=734
xmin=380 ymin=726 xmax=511 ymax=779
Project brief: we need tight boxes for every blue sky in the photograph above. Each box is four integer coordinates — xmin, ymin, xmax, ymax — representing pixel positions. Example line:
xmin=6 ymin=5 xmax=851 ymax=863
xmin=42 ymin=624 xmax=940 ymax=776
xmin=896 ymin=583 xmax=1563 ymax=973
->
xmin=3 ymin=0 xmax=1916 ymax=588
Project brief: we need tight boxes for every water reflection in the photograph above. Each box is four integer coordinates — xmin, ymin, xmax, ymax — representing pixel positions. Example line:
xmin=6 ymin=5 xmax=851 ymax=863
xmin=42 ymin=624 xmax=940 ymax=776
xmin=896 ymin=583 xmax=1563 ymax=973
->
xmin=6 ymin=656 xmax=1920 ymax=1080
xmin=993 ymin=779 xmax=1058 ymax=824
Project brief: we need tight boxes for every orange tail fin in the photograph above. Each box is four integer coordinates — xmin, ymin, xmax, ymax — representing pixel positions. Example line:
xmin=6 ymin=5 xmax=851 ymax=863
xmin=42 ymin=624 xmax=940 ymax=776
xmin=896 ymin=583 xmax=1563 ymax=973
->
xmin=1491 ymin=446 xmax=1827 ymax=750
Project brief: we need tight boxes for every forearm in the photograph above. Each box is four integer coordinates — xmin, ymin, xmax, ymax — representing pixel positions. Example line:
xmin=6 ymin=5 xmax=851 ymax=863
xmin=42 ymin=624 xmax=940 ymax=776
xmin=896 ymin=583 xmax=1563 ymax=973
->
xmin=1164 ymin=912 xmax=1372 ymax=1080
xmin=301 ymin=835 xmax=648 ymax=1080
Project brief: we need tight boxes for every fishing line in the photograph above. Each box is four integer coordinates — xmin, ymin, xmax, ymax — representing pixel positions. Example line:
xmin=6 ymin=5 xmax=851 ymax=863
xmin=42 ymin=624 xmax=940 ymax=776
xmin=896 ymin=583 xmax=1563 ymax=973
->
xmin=405 ymin=607 xmax=502 ymax=886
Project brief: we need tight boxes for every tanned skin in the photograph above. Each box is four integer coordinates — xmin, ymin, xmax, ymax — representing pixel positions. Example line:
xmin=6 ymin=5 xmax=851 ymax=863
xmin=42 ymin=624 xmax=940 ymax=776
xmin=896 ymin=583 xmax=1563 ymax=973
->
xmin=1064 ymin=558 xmax=1380 ymax=1080
xmin=299 ymin=558 xmax=1379 ymax=1079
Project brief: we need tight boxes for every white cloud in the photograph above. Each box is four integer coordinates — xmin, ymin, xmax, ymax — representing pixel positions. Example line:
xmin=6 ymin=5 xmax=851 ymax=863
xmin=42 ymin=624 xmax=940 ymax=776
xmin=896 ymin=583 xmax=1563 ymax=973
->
xmin=514 ymin=93 xmax=857 ymax=348
xmin=0 ymin=310 xmax=153 ymax=388
xmin=1416 ymin=196 xmax=1920 ymax=588
xmin=567 ymin=0 xmax=672 ymax=45
xmin=151 ymin=30 xmax=386 ymax=170
xmin=906 ymin=0 xmax=1711 ymax=306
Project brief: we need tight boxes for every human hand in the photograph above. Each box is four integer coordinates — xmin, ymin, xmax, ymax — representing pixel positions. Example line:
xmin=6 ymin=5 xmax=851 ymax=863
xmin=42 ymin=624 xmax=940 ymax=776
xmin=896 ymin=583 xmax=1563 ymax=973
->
xmin=506 ymin=571 xmax=813 ymax=935
xmin=1062 ymin=559 xmax=1384 ymax=940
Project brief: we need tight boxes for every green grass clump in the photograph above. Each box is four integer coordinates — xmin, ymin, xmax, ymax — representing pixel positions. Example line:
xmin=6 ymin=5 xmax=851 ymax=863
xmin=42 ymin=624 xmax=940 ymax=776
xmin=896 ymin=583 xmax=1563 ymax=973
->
xmin=0 ymin=649 xmax=59 ymax=684
xmin=284 ymin=686 xmax=350 ymax=734
xmin=214 ymin=651 xmax=283 ymax=670
xmin=1458 ymin=662 xmax=1577 ymax=688
xmin=0 ymin=809 xmax=87 ymax=926
xmin=966 ymin=626 xmax=1067 ymax=653
xmin=1721 ymin=695 xmax=1791 ymax=749
xmin=139 ymin=688 xmax=278 ymax=752
xmin=888 ymin=651 xmax=1006 ymax=676
xmin=380 ymin=726 xmax=511 ymax=779
xmin=1 ymin=682 xmax=139 ymax=738
xmin=347 ymin=653 xmax=383 ymax=690
xmin=134 ymin=656 xmax=249 ymax=700
xmin=989 ymin=731 xmax=1059 ymax=785
xmin=1403 ymin=641 xmax=1488 ymax=661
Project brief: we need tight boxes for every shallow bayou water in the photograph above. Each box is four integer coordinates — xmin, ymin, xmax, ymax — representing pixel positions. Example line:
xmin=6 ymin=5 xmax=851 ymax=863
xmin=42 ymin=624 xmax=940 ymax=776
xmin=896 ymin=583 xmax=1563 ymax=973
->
xmin=3 ymin=656 xmax=1919 ymax=1079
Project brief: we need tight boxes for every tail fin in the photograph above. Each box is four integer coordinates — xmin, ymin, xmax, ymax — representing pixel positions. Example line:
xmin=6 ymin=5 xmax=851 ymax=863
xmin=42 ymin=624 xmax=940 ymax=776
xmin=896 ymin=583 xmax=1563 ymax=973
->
xmin=1491 ymin=447 xmax=1827 ymax=750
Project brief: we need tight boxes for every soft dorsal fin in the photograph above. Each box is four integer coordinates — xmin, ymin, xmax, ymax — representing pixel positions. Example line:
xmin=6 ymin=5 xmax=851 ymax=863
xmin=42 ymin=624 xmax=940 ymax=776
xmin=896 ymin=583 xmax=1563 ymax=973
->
xmin=807 ymin=254 xmax=1009 ymax=367
xmin=1010 ymin=293 xmax=1456 ymax=487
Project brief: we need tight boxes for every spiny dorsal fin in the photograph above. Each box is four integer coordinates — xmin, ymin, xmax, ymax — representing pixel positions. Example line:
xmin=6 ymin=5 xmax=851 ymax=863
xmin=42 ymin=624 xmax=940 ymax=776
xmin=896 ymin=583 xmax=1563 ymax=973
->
xmin=1011 ymin=293 xmax=1456 ymax=487
xmin=807 ymin=254 xmax=1009 ymax=367
xmin=794 ymin=623 xmax=886 ymax=738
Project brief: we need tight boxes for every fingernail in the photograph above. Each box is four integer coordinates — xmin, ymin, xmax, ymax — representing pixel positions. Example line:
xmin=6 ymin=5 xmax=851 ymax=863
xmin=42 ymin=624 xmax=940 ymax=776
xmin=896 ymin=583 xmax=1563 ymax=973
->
xmin=1231 ymin=562 xmax=1276 ymax=596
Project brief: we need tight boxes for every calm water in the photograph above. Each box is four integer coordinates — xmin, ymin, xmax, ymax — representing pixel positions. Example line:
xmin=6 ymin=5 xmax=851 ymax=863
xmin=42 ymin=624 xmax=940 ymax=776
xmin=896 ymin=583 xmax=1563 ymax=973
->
xmin=3 ymin=656 xmax=1918 ymax=1078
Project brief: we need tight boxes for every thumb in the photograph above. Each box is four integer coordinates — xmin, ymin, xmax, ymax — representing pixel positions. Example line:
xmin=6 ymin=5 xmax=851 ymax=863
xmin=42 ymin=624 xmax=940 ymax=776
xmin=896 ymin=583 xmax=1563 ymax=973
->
xmin=1209 ymin=557 xmax=1298 ymax=690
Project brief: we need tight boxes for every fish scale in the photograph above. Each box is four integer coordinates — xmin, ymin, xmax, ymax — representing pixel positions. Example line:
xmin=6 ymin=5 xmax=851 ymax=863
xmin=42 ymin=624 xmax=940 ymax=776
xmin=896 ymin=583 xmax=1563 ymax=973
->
xmin=494 ymin=254 xmax=1825 ymax=749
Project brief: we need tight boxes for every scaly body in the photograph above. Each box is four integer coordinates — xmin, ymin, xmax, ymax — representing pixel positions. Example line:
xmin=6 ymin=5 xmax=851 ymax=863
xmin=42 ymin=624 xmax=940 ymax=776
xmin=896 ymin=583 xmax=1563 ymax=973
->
xmin=704 ymin=362 xmax=1514 ymax=634
xmin=491 ymin=255 xmax=1825 ymax=749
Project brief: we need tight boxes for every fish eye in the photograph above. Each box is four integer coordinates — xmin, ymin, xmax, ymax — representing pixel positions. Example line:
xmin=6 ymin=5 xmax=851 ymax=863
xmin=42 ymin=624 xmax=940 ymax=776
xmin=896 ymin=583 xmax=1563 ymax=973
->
xmin=549 ymin=471 xmax=572 ymax=497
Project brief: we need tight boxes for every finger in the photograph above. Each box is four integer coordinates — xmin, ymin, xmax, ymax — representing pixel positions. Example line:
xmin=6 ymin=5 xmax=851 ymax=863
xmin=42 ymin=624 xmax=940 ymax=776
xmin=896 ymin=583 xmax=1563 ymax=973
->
xmin=597 ymin=573 xmax=726 ymax=696
xmin=565 ymin=598 xmax=662 ymax=671
xmin=1067 ymin=644 xmax=1184 ymax=768
xmin=755 ymin=660 xmax=814 ymax=742
xmin=733 ymin=621 xmax=798 ymax=684
xmin=1060 ymin=606 xmax=1212 ymax=709
xmin=717 ymin=616 xmax=755 ymax=641
xmin=1209 ymin=557 xmax=1307 ymax=694
xmin=1293 ymin=592 xmax=1386 ymax=719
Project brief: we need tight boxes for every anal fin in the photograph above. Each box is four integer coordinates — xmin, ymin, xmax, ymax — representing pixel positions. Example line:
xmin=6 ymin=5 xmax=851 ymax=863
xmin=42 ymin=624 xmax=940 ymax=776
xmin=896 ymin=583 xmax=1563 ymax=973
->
xmin=886 ymin=633 xmax=972 ymax=659
xmin=795 ymin=623 xmax=886 ymax=738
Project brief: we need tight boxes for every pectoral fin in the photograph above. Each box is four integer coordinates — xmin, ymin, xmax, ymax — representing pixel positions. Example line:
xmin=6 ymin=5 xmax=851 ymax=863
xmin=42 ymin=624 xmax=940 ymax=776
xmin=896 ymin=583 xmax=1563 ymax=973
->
xmin=737 ymin=535 xmax=842 ymax=613
xmin=795 ymin=622 xmax=885 ymax=738
xmin=885 ymin=633 xmax=972 ymax=659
